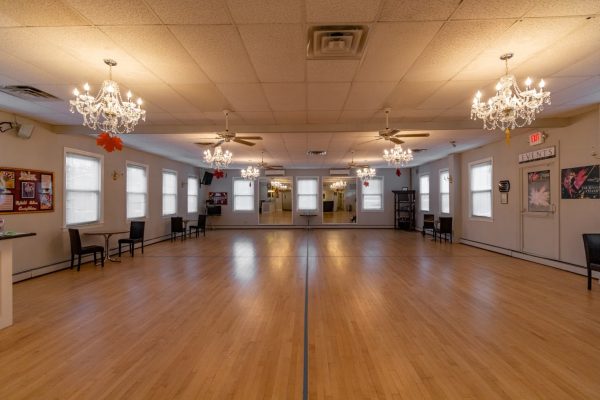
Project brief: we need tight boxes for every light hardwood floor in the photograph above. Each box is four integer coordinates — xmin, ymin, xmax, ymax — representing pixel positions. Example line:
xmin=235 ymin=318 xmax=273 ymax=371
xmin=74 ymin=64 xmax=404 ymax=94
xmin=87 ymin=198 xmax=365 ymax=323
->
xmin=0 ymin=229 xmax=599 ymax=399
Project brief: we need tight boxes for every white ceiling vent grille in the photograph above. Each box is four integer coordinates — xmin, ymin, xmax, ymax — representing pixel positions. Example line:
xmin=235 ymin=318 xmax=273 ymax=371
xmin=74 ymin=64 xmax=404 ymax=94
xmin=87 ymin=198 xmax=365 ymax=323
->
xmin=307 ymin=25 xmax=368 ymax=60
xmin=0 ymin=85 xmax=59 ymax=101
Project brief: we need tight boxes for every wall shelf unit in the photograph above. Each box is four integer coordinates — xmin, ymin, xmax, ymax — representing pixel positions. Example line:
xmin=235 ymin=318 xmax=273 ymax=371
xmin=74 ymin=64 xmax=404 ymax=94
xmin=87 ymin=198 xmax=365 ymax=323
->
xmin=393 ymin=190 xmax=415 ymax=230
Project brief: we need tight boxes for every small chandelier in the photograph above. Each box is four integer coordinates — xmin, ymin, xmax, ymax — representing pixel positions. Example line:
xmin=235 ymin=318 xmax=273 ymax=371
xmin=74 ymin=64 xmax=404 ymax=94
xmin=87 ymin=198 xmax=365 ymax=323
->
xmin=330 ymin=180 xmax=347 ymax=191
xmin=271 ymin=181 xmax=288 ymax=190
xmin=471 ymin=53 xmax=551 ymax=143
xmin=70 ymin=59 xmax=146 ymax=135
xmin=356 ymin=167 xmax=376 ymax=181
xmin=241 ymin=165 xmax=260 ymax=180
xmin=383 ymin=145 xmax=413 ymax=166
xmin=203 ymin=146 xmax=232 ymax=170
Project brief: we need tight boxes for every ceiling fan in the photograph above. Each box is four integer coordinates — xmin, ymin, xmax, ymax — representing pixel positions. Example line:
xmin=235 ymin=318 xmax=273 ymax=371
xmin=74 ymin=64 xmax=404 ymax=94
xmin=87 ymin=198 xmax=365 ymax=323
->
xmin=195 ymin=110 xmax=263 ymax=147
xmin=257 ymin=151 xmax=284 ymax=170
xmin=346 ymin=151 xmax=369 ymax=169
xmin=362 ymin=108 xmax=430 ymax=145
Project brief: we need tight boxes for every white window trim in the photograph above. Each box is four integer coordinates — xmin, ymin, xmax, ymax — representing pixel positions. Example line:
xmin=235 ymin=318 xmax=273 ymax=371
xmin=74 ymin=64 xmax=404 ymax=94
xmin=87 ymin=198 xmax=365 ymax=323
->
xmin=439 ymin=168 xmax=450 ymax=215
xmin=296 ymin=176 xmax=320 ymax=212
xmin=162 ymin=169 xmax=178 ymax=217
xmin=233 ymin=178 xmax=256 ymax=212
xmin=419 ymin=173 xmax=430 ymax=212
xmin=468 ymin=157 xmax=493 ymax=221
xmin=63 ymin=147 xmax=104 ymax=228
xmin=187 ymin=175 xmax=199 ymax=214
xmin=361 ymin=176 xmax=384 ymax=212
xmin=126 ymin=161 xmax=149 ymax=221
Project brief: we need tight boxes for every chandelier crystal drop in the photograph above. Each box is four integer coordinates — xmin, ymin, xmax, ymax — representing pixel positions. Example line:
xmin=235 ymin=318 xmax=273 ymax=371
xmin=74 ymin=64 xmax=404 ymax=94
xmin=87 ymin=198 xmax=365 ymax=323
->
xmin=70 ymin=59 xmax=146 ymax=135
xmin=383 ymin=145 xmax=413 ymax=166
xmin=203 ymin=146 xmax=233 ymax=170
xmin=356 ymin=167 xmax=376 ymax=181
xmin=241 ymin=165 xmax=260 ymax=180
xmin=330 ymin=180 xmax=347 ymax=191
xmin=471 ymin=53 xmax=551 ymax=143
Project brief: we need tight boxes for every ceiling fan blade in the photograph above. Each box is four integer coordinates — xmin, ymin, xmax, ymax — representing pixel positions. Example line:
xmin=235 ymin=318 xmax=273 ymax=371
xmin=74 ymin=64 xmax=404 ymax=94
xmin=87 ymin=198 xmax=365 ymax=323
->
xmin=233 ymin=138 xmax=256 ymax=146
xmin=390 ymin=137 xmax=405 ymax=145
xmin=266 ymin=165 xmax=284 ymax=169
xmin=237 ymin=136 xmax=263 ymax=140
xmin=214 ymin=139 xmax=225 ymax=147
xmin=388 ymin=129 xmax=401 ymax=135
xmin=195 ymin=142 xmax=216 ymax=146
xmin=393 ymin=133 xmax=430 ymax=138
xmin=358 ymin=137 xmax=382 ymax=145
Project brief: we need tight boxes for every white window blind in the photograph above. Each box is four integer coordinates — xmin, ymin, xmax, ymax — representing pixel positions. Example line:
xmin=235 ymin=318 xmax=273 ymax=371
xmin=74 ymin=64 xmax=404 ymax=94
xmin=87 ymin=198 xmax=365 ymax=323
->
xmin=297 ymin=178 xmax=318 ymax=211
xmin=162 ymin=170 xmax=177 ymax=216
xmin=440 ymin=170 xmax=450 ymax=214
xmin=65 ymin=151 xmax=102 ymax=225
xmin=362 ymin=177 xmax=383 ymax=211
xmin=419 ymin=174 xmax=430 ymax=212
xmin=127 ymin=164 xmax=147 ymax=219
xmin=233 ymin=178 xmax=255 ymax=211
xmin=470 ymin=160 xmax=492 ymax=218
xmin=188 ymin=176 xmax=199 ymax=213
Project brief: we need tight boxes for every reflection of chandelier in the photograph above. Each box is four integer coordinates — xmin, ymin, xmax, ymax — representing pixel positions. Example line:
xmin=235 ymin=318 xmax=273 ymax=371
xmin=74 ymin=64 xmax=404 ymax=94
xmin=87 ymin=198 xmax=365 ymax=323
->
xmin=356 ymin=167 xmax=376 ymax=181
xmin=330 ymin=180 xmax=347 ymax=191
xmin=70 ymin=59 xmax=146 ymax=135
xmin=203 ymin=146 xmax=232 ymax=169
xmin=383 ymin=145 xmax=413 ymax=166
xmin=241 ymin=165 xmax=260 ymax=180
xmin=271 ymin=181 xmax=288 ymax=190
xmin=471 ymin=53 xmax=551 ymax=143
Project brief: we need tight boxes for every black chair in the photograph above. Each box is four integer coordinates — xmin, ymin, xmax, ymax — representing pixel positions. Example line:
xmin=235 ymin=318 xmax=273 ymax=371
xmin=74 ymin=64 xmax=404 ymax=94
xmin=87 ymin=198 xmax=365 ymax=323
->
xmin=422 ymin=214 xmax=435 ymax=238
xmin=171 ymin=217 xmax=185 ymax=242
xmin=189 ymin=214 xmax=207 ymax=238
xmin=437 ymin=217 xmax=453 ymax=243
xmin=582 ymin=234 xmax=600 ymax=290
xmin=119 ymin=221 xmax=145 ymax=257
xmin=68 ymin=228 xmax=104 ymax=271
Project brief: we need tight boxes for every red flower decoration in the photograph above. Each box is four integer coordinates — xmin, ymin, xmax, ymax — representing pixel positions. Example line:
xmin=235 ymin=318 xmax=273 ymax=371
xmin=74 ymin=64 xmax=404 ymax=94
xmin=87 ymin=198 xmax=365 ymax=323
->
xmin=213 ymin=169 xmax=225 ymax=179
xmin=96 ymin=132 xmax=123 ymax=152
xmin=396 ymin=168 xmax=401 ymax=176
xmin=363 ymin=181 xmax=369 ymax=187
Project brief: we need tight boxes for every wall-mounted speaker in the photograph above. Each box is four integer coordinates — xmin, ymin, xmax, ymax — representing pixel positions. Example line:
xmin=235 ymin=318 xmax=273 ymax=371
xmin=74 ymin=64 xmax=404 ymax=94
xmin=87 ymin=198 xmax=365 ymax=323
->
xmin=16 ymin=124 xmax=33 ymax=139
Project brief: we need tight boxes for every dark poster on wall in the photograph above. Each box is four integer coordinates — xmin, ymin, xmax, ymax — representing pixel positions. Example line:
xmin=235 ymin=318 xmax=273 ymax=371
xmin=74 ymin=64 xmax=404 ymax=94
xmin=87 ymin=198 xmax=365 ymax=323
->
xmin=0 ymin=167 xmax=55 ymax=213
xmin=208 ymin=192 xmax=228 ymax=205
xmin=561 ymin=165 xmax=599 ymax=199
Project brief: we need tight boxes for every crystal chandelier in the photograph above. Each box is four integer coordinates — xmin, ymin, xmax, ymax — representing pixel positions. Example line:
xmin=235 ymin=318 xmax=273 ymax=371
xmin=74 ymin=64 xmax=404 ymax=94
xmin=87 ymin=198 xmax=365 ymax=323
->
xmin=383 ymin=145 xmax=413 ymax=166
xmin=203 ymin=146 xmax=232 ymax=169
xmin=330 ymin=180 xmax=347 ymax=191
xmin=471 ymin=53 xmax=551 ymax=143
xmin=356 ymin=167 xmax=376 ymax=181
xmin=70 ymin=59 xmax=146 ymax=135
xmin=241 ymin=165 xmax=260 ymax=180
xmin=271 ymin=181 xmax=288 ymax=190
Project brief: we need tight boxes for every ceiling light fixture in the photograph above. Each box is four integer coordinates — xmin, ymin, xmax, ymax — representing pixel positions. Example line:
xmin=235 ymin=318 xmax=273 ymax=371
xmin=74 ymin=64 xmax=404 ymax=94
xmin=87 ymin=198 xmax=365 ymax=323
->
xmin=241 ymin=165 xmax=260 ymax=180
xmin=203 ymin=146 xmax=232 ymax=170
xmin=383 ymin=144 xmax=413 ymax=166
xmin=330 ymin=180 xmax=347 ymax=191
xmin=271 ymin=181 xmax=288 ymax=190
xmin=471 ymin=53 xmax=550 ymax=143
xmin=356 ymin=167 xmax=376 ymax=182
xmin=70 ymin=59 xmax=146 ymax=135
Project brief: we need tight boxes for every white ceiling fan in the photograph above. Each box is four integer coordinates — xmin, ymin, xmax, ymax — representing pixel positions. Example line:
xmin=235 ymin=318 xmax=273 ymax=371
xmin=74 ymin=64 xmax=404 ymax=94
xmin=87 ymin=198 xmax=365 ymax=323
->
xmin=256 ymin=151 xmax=284 ymax=170
xmin=195 ymin=110 xmax=263 ymax=147
xmin=362 ymin=108 xmax=430 ymax=145
xmin=346 ymin=151 xmax=369 ymax=169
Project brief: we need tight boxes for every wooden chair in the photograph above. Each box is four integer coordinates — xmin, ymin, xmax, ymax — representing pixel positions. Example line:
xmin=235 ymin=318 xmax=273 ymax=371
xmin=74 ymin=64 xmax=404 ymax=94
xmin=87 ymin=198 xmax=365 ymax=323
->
xmin=118 ymin=221 xmax=145 ymax=257
xmin=422 ymin=214 xmax=435 ymax=239
xmin=171 ymin=217 xmax=185 ymax=242
xmin=582 ymin=234 xmax=600 ymax=290
xmin=189 ymin=214 xmax=207 ymax=238
xmin=68 ymin=228 xmax=104 ymax=271
xmin=437 ymin=217 xmax=453 ymax=243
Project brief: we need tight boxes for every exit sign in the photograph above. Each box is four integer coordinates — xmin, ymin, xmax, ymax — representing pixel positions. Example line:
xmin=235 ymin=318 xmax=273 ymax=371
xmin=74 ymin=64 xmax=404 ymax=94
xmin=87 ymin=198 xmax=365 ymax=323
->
xmin=529 ymin=131 xmax=545 ymax=146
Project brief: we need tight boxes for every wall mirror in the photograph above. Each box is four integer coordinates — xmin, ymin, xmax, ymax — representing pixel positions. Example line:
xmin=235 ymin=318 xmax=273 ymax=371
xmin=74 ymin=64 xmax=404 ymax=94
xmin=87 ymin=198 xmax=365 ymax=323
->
xmin=258 ymin=177 xmax=293 ymax=225
xmin=322 ymin=176 xmax=357 ymax=224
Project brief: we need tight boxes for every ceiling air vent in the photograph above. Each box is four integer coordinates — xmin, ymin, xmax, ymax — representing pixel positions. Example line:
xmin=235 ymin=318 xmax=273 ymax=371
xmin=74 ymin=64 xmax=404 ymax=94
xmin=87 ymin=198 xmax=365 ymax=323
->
xmin=0 ymin=85 xmax=60 ymax=101
xmin=307 ymin=150 xmax=327 ymax=156
xmin=307 ymin=25 xmax=368 ymax=60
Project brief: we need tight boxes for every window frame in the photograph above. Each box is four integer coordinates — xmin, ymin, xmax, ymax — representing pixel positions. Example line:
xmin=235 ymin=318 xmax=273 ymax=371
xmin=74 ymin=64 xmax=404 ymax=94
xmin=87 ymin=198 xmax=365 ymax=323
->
xmin=162 ymin=169 xmax=178 ymax=217
xmin=439 ymin=168 xmax=450 ymax=215
xmin=468 ymin=157 xmax=493 ymax=221
xmin=296 ymin=176 xmax=319 ymax=212
xmin=63 ymin=147 xmax=104 ymax=227
xmin=187 ymin=175 xmax=199 ymax=214
xmin=419 ymin=173 xmax=430 ymax=212
xmin=361 ymin=176 xmax=384 ymax=212
xmin=126 ymin=161 xmax=149 ymax=220
xmin=233 ymin=178 xmax=256 ymax=212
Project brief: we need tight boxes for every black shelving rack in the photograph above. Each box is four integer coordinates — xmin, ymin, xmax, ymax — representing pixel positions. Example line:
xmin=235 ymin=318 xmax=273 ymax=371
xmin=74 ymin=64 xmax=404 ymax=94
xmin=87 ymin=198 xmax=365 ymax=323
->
xmin=393 ymin=190 xmax=415 ymax=230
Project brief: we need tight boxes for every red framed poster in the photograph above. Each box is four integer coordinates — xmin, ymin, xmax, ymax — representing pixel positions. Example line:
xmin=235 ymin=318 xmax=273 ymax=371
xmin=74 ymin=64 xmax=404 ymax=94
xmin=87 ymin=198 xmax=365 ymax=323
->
xmin=0 ymin=167 xmax=55 ymax=214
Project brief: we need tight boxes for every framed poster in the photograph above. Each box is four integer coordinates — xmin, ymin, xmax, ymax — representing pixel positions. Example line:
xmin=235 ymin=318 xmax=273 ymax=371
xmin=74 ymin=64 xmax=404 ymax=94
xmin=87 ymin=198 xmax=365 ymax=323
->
xmin=0 ymin=167 xmax=55 ymax=214
xmin=561 ymin=165 xmax=599 ymax=199
xmin=208 ymin=192 xmax=228 ymax=205
xmin=527 ymin=170 xmax=551 ymax=212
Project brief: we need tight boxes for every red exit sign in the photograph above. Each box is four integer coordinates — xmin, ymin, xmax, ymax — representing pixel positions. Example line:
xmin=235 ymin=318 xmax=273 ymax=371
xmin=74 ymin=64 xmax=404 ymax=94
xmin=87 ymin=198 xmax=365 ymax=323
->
xmin=528 ymin=131 xmax=545 ymax=146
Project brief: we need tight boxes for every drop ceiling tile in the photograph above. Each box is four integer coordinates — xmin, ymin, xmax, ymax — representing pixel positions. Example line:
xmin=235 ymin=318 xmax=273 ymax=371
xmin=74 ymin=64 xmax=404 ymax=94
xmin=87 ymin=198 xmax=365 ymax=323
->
xmin=551 ymin=76 xmax=600 ymax=106
xmin=451 ymin=0 xmax=536 ymax=19
xmin=145 ymin=0 xmax=231 ymax=24
xmin=171 ymin=84 xmax=231 ymax=112
xmin=0 ymin=50 xmax=62 ymax=85
xmin=397 ymin=108 xmax=443 ymax=119
xmin=306 ymin=60 xmax=359 ymax=82
xmin=355 ymin=22 xmax=442 ymax=82
xmin=238 ymin=24 xmax=305 ymax=82
xmin=237 ymin=111 xmax=276 ymax=124
xmin=132 ymin=83 xmax=201 ymax=114
xmin=344 ymin=82 xmax=397 ymax=110
xmin=171 ymin=25 xmax=258 ymax=83
xmin=338 ymin=110 xmax=377 ymax=123
xmin=263 ymin=83 xmax=306 ymax=111
xmin=380 ymin=0 xmax=461 ymax=21
xmin=526 ymin=0 xmax=600 ymax=17
xmin=273 ymin=111 xmax=307 ymax=124
xmin=386 ymin=81 xmax=445 ymax=108
xmin=306 ymin=0 xmax=383 ymax=23
xmin=204 ymin=111 xmax=243 ymax=124
xmin=553 ymin=50 xmax=600 ymax=77
xmin=64 ymin=0 xmax=160 ymax=25
xmin=417 ymin=80 xmax=488 ymax=109
xmin=569 ymin=90 xmax=600 ymax=105
xmin=217 ymin=83 xmax=271 ymax=112
xmin=308 ymin=110 xmax=341 ymax=123
xmin=170 ymin=113 xmax=213 ymax=124
xmin=0 ymin=1 xmax=90 ymax=26
xmin=227 ymin=0 xmax=302 ymax=23
xmin=308 ymin=83 xmax=350 ymax=110
xmin=144 ymin=112 xmax=181 ymax=124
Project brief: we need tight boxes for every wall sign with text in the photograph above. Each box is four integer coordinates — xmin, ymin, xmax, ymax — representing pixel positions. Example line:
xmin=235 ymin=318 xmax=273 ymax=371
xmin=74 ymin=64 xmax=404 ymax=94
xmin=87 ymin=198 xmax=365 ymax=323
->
xmin=0 ymin=167 xmax=55 ymax=214
xmin=518 ymin=146 xmax=556 ymax=164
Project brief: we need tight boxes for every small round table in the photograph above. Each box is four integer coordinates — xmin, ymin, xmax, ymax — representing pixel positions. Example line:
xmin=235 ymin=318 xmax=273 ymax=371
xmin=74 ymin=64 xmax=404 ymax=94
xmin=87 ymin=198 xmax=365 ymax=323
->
xmin=85 ymin=230 xmax=129 ymax=262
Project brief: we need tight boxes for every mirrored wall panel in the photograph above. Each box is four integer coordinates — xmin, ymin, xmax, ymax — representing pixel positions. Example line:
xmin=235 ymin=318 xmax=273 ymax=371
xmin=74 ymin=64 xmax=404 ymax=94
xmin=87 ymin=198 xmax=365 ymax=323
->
xmin=322 ymin=176 xmax=357 ymax=224
xmin=258 ymin=177 xmax=293 ymax=225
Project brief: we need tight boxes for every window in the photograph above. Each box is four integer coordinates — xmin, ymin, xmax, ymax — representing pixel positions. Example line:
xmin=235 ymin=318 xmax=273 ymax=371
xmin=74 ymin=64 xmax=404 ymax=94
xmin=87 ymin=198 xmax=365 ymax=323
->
xmin=65 ymin=150 xmax=102 ymax=225
xmin=162 ymin=170 xmax=177 ymax=216
xmin=126 ymin=163 xmax=148 ymax=219
xmin=419 ymin=174 xmax=430 ymax=211
xmin=233 ymin=178 xmax=255 ymax=211
xmin=470 ymin=159 xmax=493 ymax=218
xmin=188 ymin=176 xmax=199 ymax=213
xmin=362 ymin=177 xmax=383 ymax=211
xmin=297 ymin=177 xmax=318 ymax=211
xmin=440 ymin=169 xmax=450 ymax=214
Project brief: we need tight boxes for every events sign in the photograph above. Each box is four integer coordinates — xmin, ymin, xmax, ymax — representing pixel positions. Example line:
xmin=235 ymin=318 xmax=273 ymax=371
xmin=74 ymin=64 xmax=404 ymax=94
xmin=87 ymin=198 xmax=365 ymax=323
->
xmin=0 ymin=167 xmax=55 ymax=214
xmin=518 ymin=146 xmax=556 ymax=164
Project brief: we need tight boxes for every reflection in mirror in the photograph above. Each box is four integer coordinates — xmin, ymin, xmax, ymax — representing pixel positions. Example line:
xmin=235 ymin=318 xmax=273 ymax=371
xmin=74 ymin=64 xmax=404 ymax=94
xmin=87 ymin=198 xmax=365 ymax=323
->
xmin=258 ymin=177 xmax=293 ymax=225
xmin=322 ymin=176 xmax=357 ymax=224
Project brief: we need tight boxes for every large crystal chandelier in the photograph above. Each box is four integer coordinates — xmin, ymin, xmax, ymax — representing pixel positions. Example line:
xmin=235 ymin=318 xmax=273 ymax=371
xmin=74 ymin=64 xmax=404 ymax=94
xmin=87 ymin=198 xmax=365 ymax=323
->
xmin=356 ymin=167 xmax=376 ymax=182
xmin=241 ymin=165 xmax=260 ymax=180
xmin=383 ymin=145 xmax=413 ymax=166
xmin=330 ymin=180 xmax=347 ymax=191
xmin=471 ymin=53 xmax=551 ymax=143
xmin=70 ymin=59 xmax=146 ymax=134
xmin=203 ymin=146 xmax=232 ymax=169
